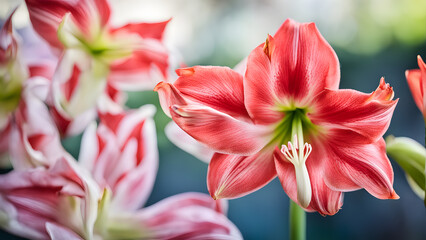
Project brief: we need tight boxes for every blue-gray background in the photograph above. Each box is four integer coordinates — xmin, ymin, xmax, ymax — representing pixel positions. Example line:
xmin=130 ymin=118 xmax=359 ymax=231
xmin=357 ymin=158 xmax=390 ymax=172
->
xmin=1 ymin=0 xmax=426 ymax=239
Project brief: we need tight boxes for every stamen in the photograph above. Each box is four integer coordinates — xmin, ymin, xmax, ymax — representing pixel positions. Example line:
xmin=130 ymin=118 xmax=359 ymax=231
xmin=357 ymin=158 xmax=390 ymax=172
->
xmin=281 ymin=134 xmax=313 ymax=208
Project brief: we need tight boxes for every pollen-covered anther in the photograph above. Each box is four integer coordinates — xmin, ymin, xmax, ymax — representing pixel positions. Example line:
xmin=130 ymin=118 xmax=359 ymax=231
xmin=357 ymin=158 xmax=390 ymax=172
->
xmin=280 ymin=134 xmax=313 ymax=208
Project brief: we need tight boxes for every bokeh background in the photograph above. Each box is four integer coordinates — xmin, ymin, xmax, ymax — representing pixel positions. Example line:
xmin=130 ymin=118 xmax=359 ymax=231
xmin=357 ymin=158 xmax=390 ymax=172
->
xmin=1 ymin=0 xmax=426 ymax=239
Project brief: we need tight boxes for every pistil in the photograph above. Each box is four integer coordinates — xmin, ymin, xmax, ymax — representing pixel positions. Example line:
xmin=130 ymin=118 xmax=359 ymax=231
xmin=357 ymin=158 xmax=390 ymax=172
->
xmin=281 ymin=116 xmax=313 ymax=208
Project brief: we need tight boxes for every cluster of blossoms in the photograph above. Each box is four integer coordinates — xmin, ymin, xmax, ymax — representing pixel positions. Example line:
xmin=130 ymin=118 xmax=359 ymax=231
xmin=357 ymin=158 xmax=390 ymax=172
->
xmin=1 ymin=0 xmax=425 ymax=239
xmin=0 ymin=1 xmax=241 ymax=239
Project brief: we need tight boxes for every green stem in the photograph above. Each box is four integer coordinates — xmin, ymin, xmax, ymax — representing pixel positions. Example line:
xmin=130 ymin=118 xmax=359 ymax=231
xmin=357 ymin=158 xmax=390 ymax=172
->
xmin=289 ymin=200 xmax=306 ymax=240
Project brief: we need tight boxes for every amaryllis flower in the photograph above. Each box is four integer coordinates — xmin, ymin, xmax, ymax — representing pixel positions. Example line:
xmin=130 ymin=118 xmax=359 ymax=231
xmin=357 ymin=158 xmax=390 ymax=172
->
xmin=8 ymin=79 xmax=64 ymax=170
xmin=0 ymin=10 xmax=29 ymax=154
xmin=0 ymin=9 xmax=56 ymax=155
xmin=79 ymin=104 xmax=158 ymax=212
xmin=75 ymin=105 xmax=242 ymax=239
xmin=155 ymin=19 xmax=399 ymax=215
xmin=0 ymin=157 xmax=101 ymax=240
xmin=25 ymin=0 xmax=170 ymax=119
xmin=406 ymin=55 xmax=426 ymax=119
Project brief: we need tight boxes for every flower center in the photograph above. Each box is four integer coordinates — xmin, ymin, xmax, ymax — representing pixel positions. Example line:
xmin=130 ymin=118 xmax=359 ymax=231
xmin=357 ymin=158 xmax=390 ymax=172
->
xmin=274 ymin=107 xmax=316 ymax=208
xmin=58 ymin=14 xmax=133 ymax=63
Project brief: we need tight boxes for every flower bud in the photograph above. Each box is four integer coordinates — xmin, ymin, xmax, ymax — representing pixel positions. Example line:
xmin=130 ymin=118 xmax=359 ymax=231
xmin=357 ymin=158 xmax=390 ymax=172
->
xmin=386 ymin=136 xmax=425 ymax=201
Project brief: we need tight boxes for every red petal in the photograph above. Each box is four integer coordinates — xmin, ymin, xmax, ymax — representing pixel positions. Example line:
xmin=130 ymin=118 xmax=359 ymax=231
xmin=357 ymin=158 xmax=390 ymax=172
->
xmin=175 ymin=66 xmax=251 ymax=119
xmin=109 ymin=39 xmax=169 ymax=88
xmin=110 ymin=19 xmax=170 ymax=40
xmin=171 ymin=104 xmax=270 ymax=155
xmin=274 ymin=147 xmax=343 ymax=216
xmin=154 ymin=81 xmax=187 ymax=117
xmin=323 ymin=139 xmax=398 ymax=200
xmin=85 ymin=106 xmax=158 ymax=210
xmin=311 ymin=84 xmax=397 ymax=144
xmin=244 ymin=39 xmax=283 ymax=124
xmin=269 ymin=19 xmax=340 ymax=101
xmin=406 ymin=55 xmax=426 ymax=116
xmin=207 ymin=151 xmax=276 ymax=199
xmin=406 ymin=69 xmax=424 ymax=113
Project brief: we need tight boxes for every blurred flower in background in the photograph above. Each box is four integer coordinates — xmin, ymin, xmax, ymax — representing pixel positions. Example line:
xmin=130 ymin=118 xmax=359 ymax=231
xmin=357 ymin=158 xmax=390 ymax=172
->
xmin=2 ymin=0 xmax=426 ymax=65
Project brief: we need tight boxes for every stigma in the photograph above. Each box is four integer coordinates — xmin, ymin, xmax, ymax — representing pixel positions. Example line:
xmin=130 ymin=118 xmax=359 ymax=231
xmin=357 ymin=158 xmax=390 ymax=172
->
xmin=281 ymin=134 xmax=312 ymax=208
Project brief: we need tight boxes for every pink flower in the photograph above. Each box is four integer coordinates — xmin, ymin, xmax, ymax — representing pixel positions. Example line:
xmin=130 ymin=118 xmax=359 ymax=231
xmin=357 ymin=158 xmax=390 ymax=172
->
xmin=23 ymin=0 xmax=170 ymax=134
xmin=155 ymin=19 xmax=399 ymax=215
xmin=0 ymin=157 xmax=101 ymax=240
xmin=79 ymin=105 xmax=158 ymax=212
xmin=0 ymin=9 xmax=56 ymax=156
xmin=8 ymin=80 xmax=64 ymax=170
xmin=406 ymin=55 xmax=426 ymax=119
xmin=75 ymin=105 xmax=242 ymax=239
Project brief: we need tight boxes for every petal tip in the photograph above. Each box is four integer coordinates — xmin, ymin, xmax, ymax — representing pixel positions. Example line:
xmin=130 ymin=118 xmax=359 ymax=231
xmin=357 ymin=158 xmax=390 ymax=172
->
xmin=390 ymin=190 xmax=400 ymax=200
xmin=153 ymin=81 xmax=167 ymax=92
xmin=417 ymin=55 xmax=426 ymax=69
xmin=176 ymin=67 xmax=195 ymax=77
xmin=369 ymin=78 xmax=395 ymax=102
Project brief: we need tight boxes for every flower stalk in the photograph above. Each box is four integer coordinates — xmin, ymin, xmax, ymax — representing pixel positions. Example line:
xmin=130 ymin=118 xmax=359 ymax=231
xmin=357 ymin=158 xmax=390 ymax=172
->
xmin=289 ymin=200 xmax=306 ymax=240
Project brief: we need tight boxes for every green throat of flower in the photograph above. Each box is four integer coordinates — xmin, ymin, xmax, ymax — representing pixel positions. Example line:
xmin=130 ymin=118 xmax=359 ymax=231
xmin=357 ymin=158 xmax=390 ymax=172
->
xmin=271 ymin=107 xmax=317 ymax=146
xmin=0 ymin=60 xmax=27 ymax=116
xmin=58 ymin=15 xmax=133 ymax=63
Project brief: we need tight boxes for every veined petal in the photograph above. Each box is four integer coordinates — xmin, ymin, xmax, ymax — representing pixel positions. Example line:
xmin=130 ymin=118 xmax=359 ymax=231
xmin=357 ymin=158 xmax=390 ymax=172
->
xmin=323 ymin=139 xmax=398 ymax=200
xmin=174 ymin=66 xmax=250 ymax=119
xmin=207 ymin=151 xmax=276 ymax=199
xmin=311 ymin=81 xmax=398 ymax=144
xmin=274 ymin=147 xmax=343 ymax=216
xmin=165 ymin=121 xmax=214 ymax=163
xmin=171 ymin=104 xmax=270 ymax=155
xmin=244 ymin=39 xmax=283 ymax=124
xmin=269 ymin=19 xmax=340 ymax=101
xmin=130 ymin=192 xmax=242 ymax=240
xmin=154 ymin=81 xmax=187 ymax=117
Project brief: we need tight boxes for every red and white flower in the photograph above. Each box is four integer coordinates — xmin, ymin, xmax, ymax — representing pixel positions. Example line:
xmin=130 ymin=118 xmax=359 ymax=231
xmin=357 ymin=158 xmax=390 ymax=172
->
xmin=0 ymin=157 xmax=101 ymax=240
xmin=0 ymin=9 xmax=56 ymax=157
xmin=155 ymin=19 xmax=399 ymax=215
xmin=75 ymin=105 xmax=242 ymax=239
xmin=25 ymin=0 xmax=170 ymax=122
